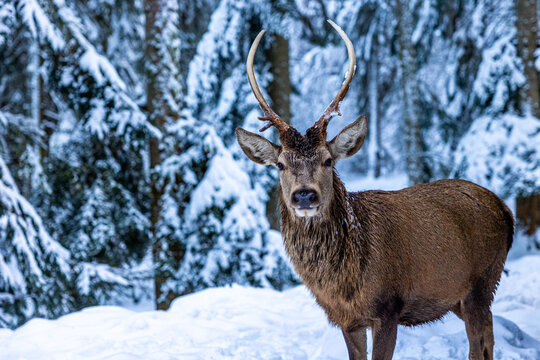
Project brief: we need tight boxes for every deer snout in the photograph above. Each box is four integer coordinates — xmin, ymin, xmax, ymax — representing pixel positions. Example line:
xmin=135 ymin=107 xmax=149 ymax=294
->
xmin=292 ymin=189 xmax=319 ymax=209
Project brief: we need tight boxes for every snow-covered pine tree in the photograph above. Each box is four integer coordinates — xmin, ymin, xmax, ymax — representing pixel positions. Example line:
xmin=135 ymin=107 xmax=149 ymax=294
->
xmin=395 ymin=0 xmax=425 ymax=185
xmin=0 ymin=121 xmax=73 ymax=328
xmin=450 ymin=0 xmax=540 ymax=250
xmin=2 ymin=0 xmax=539 ymax=328
xmin=152 ymin=0 xmax=298 ymax=308
xmin=513 ymin=0 xmax=540 ymax=247
xmin=144 ymin=0 xmax=184 ymax=309
xmin=288 ymin=0 xmax=538 ymax=208
xmin=42 ymin=0 xmax=152 ymax=306
xmin=0 ymin=0 xmax=50 ymax=202
xmin=2 ymin=0 xmax=154 ymax=308
xmin=0 ymin=1 xmax=77 ymax=329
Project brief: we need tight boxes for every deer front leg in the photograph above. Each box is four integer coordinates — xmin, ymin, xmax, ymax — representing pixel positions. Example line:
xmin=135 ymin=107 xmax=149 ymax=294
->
xmin=342 ymin=327 xmax=367 ymax=360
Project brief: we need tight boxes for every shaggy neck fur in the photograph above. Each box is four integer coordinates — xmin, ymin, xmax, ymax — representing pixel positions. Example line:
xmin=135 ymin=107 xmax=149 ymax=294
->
xmin=279 ymin=171 xmax=371 ymax=290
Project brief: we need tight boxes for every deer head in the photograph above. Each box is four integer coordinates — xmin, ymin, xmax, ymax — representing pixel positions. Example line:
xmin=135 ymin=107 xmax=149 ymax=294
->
xmin=236 ymin=20 xmax=367 ymax=218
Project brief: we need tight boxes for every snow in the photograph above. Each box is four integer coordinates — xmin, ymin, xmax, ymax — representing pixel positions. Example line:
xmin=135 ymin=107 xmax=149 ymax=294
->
xmin=0 ymin=159 xmax=71 ymax=283
xmin=17 ymin=0 xmax=66 ymax=50
xmin=411 ymin=0 xmax=432 ymax=45
xmin=0 ymin=255 xmax=539 ymax=359
xmin=341 ymin=172 xmax=410 ymax=192
xmin=2 ymin=0 xmax=540 ymax=356
xmin=0 ymin=157 xmax=72 ymax=327
xmin=79 ymin=48 xmax=126 ymax=91
xmin=77 ymin=263 xmax=129 ymax=297
xmin=475 ymin=35 xmax=523 ymax=107
xmin=453 ymin=114 xmax=540 ymax=197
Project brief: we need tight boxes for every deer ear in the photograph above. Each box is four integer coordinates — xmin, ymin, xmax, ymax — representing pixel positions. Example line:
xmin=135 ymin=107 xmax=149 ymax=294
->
xmin=328 ymin=115 xmax=367 ymax=160
xmin=236 ymin=128 xmax=280 ymax=165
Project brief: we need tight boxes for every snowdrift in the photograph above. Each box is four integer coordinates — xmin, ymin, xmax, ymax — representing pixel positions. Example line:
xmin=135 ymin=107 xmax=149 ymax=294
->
xmin=0 ymin=255 xmax=539 ymax=359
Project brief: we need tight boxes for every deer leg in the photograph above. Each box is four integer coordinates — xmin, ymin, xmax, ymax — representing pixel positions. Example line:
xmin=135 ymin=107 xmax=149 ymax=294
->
xmin=342 ymin=328 xmax=367 ymax=360
xmin=371 ymin=316 xmax=399 ymax=360
xmin=482 ymin=312 xmax=494 ymax=360
xmin=454 ymin=301 xmax=494 ymax=360
xmin=461 ymin=282 xmax=493 ymax=360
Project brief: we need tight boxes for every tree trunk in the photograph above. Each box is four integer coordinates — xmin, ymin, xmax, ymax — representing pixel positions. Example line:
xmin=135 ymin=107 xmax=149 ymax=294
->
xmin=516 ymin=195 xmax=540 ymax=236
xmin=266 ymin=33 xmax=291 ymax=230
xmin=145 ymin=0 xmax=164 ymax=310
xmin=515 ymin=0 xmax=540 ymax=118
xmin=395 ymin=0 xmax=424 ymax=185
xmin=368 ymin=33 xmax=381 ymax=178
xmin=144 ymin=0 xmax=182 ymax=310
xmin=514 ymin=0 xmax=540 ymax=240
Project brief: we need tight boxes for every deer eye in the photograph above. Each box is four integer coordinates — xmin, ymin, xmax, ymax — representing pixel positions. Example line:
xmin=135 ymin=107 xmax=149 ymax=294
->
xmin=324 ymin=158 xmax=333 ymax=167
xmin=276 ymin=162 xmax=285 ymax=170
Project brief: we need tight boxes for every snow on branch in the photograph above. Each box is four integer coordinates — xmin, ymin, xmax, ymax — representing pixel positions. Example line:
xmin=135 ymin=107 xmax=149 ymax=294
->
xmin=16 ymin=0 xmax=65 ymax=50
xmin=453 ymin=114 xmax=540 ymax=197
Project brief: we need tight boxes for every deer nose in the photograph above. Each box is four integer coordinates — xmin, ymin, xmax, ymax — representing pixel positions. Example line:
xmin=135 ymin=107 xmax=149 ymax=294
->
xmin=292 ymin=189 xmax=318 ymax=208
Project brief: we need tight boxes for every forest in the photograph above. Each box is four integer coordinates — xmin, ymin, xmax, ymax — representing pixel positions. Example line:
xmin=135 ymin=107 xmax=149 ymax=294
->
xmin=0 ymin=0 xmax=539 ymax=333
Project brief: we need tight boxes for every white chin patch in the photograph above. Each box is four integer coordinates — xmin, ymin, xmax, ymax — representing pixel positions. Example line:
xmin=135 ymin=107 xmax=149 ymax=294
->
xmin=294 ymin=207 xmax=318 ymax=218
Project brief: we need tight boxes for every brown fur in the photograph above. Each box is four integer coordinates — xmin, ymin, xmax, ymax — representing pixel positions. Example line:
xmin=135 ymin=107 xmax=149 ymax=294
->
xmin=280 ymin=174 xmax=513 ymax=360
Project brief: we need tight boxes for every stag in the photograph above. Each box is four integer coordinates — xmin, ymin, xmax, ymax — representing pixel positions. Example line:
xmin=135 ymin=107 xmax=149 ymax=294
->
xmin=236 ymin=20 xmax=514 ymax=360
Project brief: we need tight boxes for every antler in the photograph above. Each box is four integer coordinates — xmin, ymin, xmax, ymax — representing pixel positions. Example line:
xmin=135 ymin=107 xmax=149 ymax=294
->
xmin=247 ymin=30 xmax=290 ymax=133
xmin=310 ymin=20 xmax=356 ymax=138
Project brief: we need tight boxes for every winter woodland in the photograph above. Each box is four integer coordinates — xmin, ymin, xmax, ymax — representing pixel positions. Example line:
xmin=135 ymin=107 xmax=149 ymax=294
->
xmin=0 ymin=0 xmax=539 ymax=357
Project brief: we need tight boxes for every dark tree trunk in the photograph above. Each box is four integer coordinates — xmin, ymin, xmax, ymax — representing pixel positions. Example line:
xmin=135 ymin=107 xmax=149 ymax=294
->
xmin=266 ymin=33 xmax=291 ymax=230
xmin=368 ymin=33 xmax=381 ymax=178
xmin=516 ymin=195 xmax=540 ymax=237
xmin=514 ymin=0 xmax=540 ymax=240
xmin=144 ymin=0 xmax=179 ymax=310
xmin=395 ymin=0 xmax=424 ymax=185
xmin=515 ymin=0 xmax=540 ymax=118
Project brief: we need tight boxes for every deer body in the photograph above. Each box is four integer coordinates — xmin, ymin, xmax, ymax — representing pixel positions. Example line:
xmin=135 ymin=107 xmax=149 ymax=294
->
xmin=237 ymin=20 xmax=513 ymax=360
xmin=280 ymin=177 xmax=512 ymax=332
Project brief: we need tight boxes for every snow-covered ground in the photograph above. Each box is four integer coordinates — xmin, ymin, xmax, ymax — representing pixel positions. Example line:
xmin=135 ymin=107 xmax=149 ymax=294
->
xmin=0 ymin=254 xmax=539 ymax=359
xmin=341 ymin=172 xmax=410 ymax=193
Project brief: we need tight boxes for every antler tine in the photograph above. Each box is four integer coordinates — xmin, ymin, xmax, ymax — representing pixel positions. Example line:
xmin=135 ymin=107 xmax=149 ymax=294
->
xmin=312 ymin=20 xmax=356 ymax=135
xmin=247 ymin=30 xmax=289 ymax=133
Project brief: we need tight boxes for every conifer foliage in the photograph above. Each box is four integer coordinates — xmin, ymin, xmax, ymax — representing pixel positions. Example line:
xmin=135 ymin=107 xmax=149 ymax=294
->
xmin=151 ymin=0 xmax=298 ymax=308
xmin=0 ymin=151 xmax=72 ymax=328
xmin=1 ymin=0 xmax=539 ymax=328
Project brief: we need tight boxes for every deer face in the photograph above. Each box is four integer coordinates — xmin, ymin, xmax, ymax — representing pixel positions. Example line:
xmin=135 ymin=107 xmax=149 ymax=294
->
xmin=236 ymin=116 xmax=367 ymax=218
xmin=277 ymin=147 xmax=333 ymax=217
xmin=236 ymin=20 xmax=365 ymax=218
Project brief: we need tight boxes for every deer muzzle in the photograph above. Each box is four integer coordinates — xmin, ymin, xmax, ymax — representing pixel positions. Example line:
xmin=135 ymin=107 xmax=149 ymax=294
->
xmin=292 ymin=188 xmax=320 ymax=217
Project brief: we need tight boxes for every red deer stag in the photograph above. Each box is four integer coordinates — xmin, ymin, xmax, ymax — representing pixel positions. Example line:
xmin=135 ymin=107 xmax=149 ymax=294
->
xmin=236 ymin=20 xmax=514 ymax=360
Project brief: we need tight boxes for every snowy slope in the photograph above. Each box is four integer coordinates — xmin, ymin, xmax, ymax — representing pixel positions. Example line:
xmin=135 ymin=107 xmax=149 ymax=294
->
xmin=0 ymin=255 xmax=539 ymax=359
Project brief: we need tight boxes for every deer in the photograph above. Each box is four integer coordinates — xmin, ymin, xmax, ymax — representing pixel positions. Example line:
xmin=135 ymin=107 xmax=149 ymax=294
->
xmin=236 ymin=20 xmax=514 ymax=360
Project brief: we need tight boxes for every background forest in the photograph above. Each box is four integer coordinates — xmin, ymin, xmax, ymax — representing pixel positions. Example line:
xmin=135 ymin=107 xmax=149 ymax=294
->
xmin=0 ymin=0 xmax=539 ymax=329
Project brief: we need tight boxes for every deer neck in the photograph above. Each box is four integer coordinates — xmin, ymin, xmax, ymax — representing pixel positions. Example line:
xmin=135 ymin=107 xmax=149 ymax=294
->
xmin=279 ymin=172 xmax=369 ymax=287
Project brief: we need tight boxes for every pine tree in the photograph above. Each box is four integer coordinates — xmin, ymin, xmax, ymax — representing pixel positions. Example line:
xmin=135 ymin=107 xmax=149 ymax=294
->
xmin=1 ymin=0 xmax=154 ymax=309
xmin=395 ymin=0 xmax=425 ymax=185
xmin=514 ymin=0 xmax=540 ymax=245
xmin=3 ymin=0 xmax=540 ymax=328
xmin=152 ymin=0 xmax=298 ymax=308
xmin=144 ymin=0 xmax=184 ymax=309
xmin=0 ymin=136 xmax=73 ymax=328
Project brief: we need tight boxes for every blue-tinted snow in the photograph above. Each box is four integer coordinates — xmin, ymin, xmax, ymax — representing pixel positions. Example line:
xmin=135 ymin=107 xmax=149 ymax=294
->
xmin=0 ymin=255 xmax=538 ymax=359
